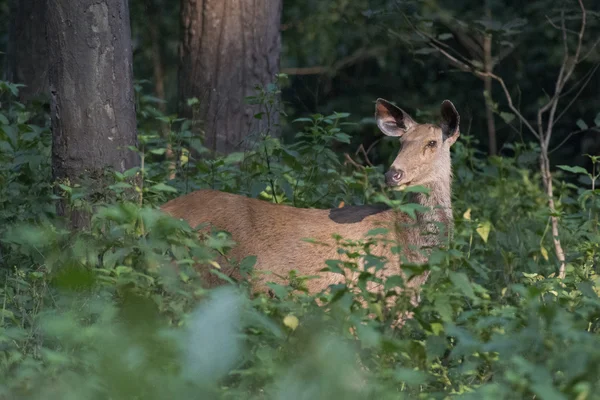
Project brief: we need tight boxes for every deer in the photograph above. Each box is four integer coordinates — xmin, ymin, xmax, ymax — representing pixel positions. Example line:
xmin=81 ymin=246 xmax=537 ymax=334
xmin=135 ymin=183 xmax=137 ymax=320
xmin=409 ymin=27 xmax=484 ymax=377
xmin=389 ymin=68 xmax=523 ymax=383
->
xmin=161 ymin=98 xmax=460 ymax=312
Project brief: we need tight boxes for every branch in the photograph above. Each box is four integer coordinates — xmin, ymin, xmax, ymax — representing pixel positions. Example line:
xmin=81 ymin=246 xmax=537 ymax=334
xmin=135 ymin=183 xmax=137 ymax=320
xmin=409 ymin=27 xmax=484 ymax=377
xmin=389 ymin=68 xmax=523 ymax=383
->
xmin=356 ymin=144 xmax=374 ymax=167
xmin=403 ymin=15 xmax=484 ymax=80
xmin=540 ymin=0 xmax=587 ymax=148
xmin=444 ymin=23 xmax=484 ymax=60
xmin=581 ymin=37 xmax=600 ymax=62
xmin=281 ymin=46 xmax=386 ymax=76
xmin=344 ymin=153 xmax=366 ymax=171
xmin=554 ymin=62 xmax=600 ymax=125
xmin=479 ymin=72 xmax=540 ymax=139
xmin=416 ymin=27 xmax=539 ymax=140
xmin=550 ymin=127 xmax=599 ymax=154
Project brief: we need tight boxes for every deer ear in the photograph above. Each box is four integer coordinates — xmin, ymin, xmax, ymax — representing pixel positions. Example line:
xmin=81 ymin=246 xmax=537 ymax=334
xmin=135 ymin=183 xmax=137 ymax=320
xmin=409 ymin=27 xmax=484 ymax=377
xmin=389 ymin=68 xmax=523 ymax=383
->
xmin=441 ymin=100 xmax=460 ymax=145
xmin=375 ymin=98 xmax=416 ymax=137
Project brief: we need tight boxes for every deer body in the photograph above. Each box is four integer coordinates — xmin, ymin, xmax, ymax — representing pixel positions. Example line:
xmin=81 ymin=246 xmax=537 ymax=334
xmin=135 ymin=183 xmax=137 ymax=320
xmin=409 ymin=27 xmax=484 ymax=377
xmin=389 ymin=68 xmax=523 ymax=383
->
xmin=161 ymin=99 xmax=461 ymax=298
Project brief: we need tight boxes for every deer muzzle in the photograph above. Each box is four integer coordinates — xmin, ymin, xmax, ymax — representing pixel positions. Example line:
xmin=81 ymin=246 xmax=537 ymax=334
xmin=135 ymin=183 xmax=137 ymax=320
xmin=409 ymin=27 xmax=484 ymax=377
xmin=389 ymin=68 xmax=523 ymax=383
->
xmin=385 ymin=168 xmax=405 ymax=186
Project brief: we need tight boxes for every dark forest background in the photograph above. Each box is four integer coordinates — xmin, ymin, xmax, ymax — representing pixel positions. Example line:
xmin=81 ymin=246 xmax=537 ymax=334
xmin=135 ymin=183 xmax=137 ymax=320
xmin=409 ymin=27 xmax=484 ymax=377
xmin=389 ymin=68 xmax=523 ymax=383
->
xmin=2 ymin=0 xmax=599 ymax=165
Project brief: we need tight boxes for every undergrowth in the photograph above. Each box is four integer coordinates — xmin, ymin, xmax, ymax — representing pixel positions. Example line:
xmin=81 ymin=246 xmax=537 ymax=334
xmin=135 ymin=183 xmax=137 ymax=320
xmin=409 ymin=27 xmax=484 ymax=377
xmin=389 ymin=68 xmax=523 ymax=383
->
xmin=0 ymin=80 xmax=599 ymax=399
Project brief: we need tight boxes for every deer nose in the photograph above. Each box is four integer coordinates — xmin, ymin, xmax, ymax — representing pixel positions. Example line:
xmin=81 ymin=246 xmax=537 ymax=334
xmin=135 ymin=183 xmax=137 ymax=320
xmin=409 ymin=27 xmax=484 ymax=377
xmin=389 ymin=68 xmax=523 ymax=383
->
xmin=385 ymin=169 xmax=404 ymax=185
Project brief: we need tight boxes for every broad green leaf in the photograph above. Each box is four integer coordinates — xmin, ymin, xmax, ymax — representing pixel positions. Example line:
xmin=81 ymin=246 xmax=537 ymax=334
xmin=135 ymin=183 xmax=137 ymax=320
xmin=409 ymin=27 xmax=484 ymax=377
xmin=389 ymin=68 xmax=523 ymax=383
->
xmin=476 ymin=221 xmax=491 ymax=243
xmin=557 ymin=165 xmax=588 ymax=175
xmin=239 ymin=255 xmax=257 ymax=273
xmin=450 ymin=271 xmax=476 ymax=299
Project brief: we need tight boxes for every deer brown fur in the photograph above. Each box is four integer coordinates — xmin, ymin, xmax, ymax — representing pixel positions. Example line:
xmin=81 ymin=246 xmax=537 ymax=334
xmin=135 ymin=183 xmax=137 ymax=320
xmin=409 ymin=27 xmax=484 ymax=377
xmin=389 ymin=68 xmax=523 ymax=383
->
xmin=161 ymin=99 xmax=460 ymax=302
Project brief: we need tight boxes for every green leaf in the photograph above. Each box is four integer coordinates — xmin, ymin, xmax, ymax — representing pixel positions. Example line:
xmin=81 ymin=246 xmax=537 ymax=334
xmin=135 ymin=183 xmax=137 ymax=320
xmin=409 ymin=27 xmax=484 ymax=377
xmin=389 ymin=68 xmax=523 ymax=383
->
xmin=576 ymin=119 xmax=588 ymax=130
xmin=333 ymin=133 xmax=351 ymax=143
xmin=367 ymin=227 xmax=389 ymax=236
xmin=540 ymin=246 xmax=549 ymax=261
xmin=224 ymin=152 xmax=245 ymax=164
xmin=149 ymin=183 xmax=178 ymax=193
xmin=438 ymin=33 xmax=453 ymax=40
xmin=323 ymin=260 xmax=345 ymax=276
xmin=500 ymin=112 xmax=515 ymax=123
xmin=355 ymin=324 xmax=380 ymax=348
xmin=239 ymin=255 xmax=257 ymax=274
xmin=449 ymin=271 xmax=476 ymax=299
xmin=186 ymin=97 xmax=199 ymax=107
xmin=530 ymin=383 xmax=568 ymax=400
xmin=595 ymin=112 xmax=600 ymax=127
xmin=58 ymin=184 xmax=72 ymax=194
xmin=557 ymin=165 xmax=588 ymax=175
xmin=476 ymin=221 xmax=491 ymax=243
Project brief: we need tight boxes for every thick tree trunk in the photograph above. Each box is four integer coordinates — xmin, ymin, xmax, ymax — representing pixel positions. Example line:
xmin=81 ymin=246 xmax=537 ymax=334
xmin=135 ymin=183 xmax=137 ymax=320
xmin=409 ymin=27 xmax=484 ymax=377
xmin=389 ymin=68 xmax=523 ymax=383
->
xmin=5 ymin=0 xmax=48 ymax=102
xmin=47 ymin=0 xmax=139 ymax=228
xmin=179 ymin=0 xmax=282 ymax=154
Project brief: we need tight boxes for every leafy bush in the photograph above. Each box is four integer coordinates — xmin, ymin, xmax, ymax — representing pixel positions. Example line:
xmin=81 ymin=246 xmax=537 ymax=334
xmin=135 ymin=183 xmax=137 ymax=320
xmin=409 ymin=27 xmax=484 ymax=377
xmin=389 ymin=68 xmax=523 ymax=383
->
xmin=1 ymin=81 xmax=599 ymax=399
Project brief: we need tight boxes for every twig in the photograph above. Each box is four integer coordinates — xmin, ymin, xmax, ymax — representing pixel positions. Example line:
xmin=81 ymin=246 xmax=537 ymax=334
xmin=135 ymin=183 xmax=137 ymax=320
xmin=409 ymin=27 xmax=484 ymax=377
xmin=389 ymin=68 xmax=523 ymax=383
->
xmin=581 ymin=37 xmax=600 ymax=62
xmin=545 ymin=15 xmax=580 ymax=35
xmin=356 ymin=144 xmax=374 ymax=167
xmin=344 ymin=153 xmax=366 ymax=170
xmin=550 ymin=127 xmax=599 ymax=155
xmin=366 ymin=137 xmax=382 ymax=156
xmin=554 ymin=63 xmax=600 ymax=125
xmin=480 ymin=72 xmax=540 ymax=139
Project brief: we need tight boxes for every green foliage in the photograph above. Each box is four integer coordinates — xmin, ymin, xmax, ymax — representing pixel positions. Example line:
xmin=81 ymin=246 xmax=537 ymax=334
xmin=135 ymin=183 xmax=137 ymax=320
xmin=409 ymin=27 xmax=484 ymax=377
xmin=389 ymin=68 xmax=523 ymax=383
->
xmin=2 ymin=81 xmax=600 ymax=400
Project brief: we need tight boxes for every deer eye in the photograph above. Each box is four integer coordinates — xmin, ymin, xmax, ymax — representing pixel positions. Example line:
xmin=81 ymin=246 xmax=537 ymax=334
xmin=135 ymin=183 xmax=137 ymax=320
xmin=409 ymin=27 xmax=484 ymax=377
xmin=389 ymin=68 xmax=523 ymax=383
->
xmin=426 ymin=140 xmax=437 ymax=148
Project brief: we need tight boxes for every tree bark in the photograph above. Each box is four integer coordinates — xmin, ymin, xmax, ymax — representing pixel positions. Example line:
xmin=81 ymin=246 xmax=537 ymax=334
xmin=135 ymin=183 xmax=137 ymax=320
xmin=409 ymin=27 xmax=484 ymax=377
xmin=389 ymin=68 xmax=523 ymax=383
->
xmin=147 ymin=0 xmax=167 ymax=114
xmin=483 ymin=33 xmax=497 ymax=156
xmin=5 ymin=0 xmax=48 ymax=102
xmin=47 ymin=0 xmax=139 ymax=228
xmin=179 ymin=0 xmax=282 ymax=154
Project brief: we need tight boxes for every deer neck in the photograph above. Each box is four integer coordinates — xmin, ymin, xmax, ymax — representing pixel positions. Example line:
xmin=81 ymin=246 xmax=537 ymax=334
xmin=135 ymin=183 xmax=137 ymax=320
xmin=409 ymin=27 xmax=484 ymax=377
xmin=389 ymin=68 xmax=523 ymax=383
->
xmin=407 ymin=178 xmax=454 ymax=243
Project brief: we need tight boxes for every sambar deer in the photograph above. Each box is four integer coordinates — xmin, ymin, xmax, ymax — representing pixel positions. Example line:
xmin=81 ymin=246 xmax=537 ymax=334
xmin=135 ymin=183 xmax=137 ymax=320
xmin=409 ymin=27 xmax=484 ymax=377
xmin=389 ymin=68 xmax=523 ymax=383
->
xmin=161 ymin=98 xmax=460 ymax=307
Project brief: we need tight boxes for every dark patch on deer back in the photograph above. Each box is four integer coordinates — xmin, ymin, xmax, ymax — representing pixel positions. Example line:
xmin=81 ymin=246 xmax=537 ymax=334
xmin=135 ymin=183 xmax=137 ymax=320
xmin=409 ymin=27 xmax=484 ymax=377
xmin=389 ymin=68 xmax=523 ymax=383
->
xmin=328 ymin=204 xmax=390 ymax=224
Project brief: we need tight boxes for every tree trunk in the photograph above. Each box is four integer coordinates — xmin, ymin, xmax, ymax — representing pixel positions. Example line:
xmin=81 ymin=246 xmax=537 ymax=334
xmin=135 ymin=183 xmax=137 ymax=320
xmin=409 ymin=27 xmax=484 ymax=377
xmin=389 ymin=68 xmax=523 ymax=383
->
xmin=5 ymin=0 xmax=48 ymax=102
xmin=179 ymin=0 xmax=282 ymax=154
xmin=483 ymin=10 xmax=497 ymax=156
xmin=47 ymin=0 xmax=139 ymax=228
xmin=483 ymin=58 xmax=497 ymax=155
xmin=147 ymin=0 xmax=176 ymax=178
xmin=147 ymin=0 xmax=167 ymax=114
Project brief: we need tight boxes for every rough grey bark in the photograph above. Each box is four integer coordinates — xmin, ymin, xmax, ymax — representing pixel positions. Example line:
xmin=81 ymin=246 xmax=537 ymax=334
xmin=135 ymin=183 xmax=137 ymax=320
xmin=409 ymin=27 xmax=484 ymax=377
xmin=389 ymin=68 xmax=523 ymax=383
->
xmin=179 ymin=0 xmax=282 ymax=154
xmin=47 ymin=0 xmax=139 ymax=228
xmin=5 ymin=0 xmax=48 ymax=102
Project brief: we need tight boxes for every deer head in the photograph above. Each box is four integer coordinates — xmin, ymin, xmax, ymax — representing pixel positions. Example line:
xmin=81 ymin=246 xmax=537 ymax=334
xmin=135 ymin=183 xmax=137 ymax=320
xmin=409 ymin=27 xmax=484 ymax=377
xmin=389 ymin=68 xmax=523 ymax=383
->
xmin=375 ymin=99 xmax=460 ymax=189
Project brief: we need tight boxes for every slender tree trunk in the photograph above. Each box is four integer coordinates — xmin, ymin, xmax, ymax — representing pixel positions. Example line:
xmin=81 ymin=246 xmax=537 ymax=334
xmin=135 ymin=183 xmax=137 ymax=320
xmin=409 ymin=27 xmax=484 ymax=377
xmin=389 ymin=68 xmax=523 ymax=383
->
xmin=483 ymin=9 xmax=497 ymax=156
xmin=47 ymin=0 xmax=139 ymax=228
xmin=147 ymin=0 xmax=176 ymax=178
xmin=148 ymin=0 xmax=167 ymax=113
xmin=5 ymin=0 xmax=48 ymax=102
xmin=540 ymin=147 xmax=567 ymax=278
xmin=179 ymin=0 xmax=282 ymax=154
